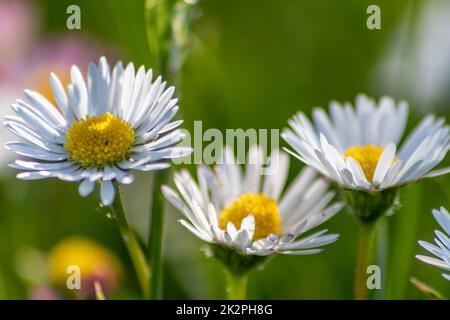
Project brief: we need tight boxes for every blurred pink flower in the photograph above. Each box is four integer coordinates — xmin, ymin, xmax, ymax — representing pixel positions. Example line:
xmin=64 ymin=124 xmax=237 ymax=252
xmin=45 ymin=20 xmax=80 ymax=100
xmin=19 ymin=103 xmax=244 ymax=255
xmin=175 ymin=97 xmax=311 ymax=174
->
xmin=29 ymin=285 xmax=62 ymax=300
xmin=0 ymin=0 xmax=39 ymax=83
xmin=20 ymin=34 xmax=118 ymax=105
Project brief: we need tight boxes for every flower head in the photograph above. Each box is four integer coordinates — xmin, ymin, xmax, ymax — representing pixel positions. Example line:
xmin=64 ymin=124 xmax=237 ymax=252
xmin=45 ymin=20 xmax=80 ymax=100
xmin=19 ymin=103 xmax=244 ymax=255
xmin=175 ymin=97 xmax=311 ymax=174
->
xmin=4 ymin=57 xmax=191 ymax=205
xmin=416 ymin=207 xmax=450 ymax=281
xmin=282 ymin=94 xmax=450 ymax=192
xmin=48 ymin=236 xmax=122 ymax=298
xmin=163 ymin=146 xmax=343 ymax=272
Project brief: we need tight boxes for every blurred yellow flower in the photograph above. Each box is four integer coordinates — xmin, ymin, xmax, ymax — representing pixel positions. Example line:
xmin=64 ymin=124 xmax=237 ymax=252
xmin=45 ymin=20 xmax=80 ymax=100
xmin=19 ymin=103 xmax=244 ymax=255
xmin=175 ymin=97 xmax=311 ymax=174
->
xmin=28 ymin=63 xmax=70 ymax=106
xmin=48 ymin=236 xmax=121 ymax=298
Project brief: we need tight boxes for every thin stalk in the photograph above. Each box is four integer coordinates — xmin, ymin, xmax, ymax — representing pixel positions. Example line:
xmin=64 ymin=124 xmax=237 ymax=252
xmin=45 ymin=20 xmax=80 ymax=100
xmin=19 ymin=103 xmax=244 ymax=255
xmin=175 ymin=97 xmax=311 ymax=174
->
xmin=149 ymin=170 xmax=169 ymax=299
xmin=112 ymin=185 xmax=150 ymax=298
xmin=226 ymin=272 xmax=249 ymax=300
xmin=410 ymin=277 xmax=447 ymax=300
xmin=373 ymin=218 xmax=388 ymax=299
xmin=145 ymin=0 xmax=173 ymax=73
xmin=94 ymin=281 xmax=106 ymax=300
xmin=354 ymin=221 xmax=376 ymax=300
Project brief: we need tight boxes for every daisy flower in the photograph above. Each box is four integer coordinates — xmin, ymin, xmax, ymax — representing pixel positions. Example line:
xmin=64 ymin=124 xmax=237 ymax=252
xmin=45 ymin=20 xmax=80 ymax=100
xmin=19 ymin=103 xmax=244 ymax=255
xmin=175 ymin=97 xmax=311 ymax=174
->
xmin=162 ymin=146 xmax=343 ymax=265
xmin=282 ymin=94 xmax=450 ymax=193
xmin=416 ymin=207 xmax=450 ymax=281
xmin=282 ymin=94 xmax=450 ymax=222
xmin=4 ymin=56 xmax=190 ymax=205
xmin=282 ymin=94 xmax=450 ymax=299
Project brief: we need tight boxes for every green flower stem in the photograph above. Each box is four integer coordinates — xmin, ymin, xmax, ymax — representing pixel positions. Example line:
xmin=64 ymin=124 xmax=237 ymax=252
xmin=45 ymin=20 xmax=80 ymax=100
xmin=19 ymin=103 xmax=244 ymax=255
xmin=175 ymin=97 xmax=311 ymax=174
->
xmin=145 ymin=0 xmax=172 ymax=73
xmin=149 ymin=170 xmax=169 ymax=299
xmin=112 ymin=185 xmax=150 ymax=298
xmin=354 ymin=221 xmax=375 ymax=300
xmin=226 ymin=271 xmax=249 ymax=300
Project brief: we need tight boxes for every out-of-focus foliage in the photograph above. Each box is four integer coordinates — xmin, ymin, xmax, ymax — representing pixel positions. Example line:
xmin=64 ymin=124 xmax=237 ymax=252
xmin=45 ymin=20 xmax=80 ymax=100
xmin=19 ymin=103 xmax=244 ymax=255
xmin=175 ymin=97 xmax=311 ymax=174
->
xmin=0 ymin=0 xmax=449 ymax=299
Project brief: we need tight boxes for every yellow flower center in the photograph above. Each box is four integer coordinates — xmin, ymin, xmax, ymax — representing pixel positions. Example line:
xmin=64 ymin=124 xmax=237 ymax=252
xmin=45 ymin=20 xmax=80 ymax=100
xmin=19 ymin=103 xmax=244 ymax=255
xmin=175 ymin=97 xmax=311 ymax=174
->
xmin=65 ymin=113 xmax=135 ymax=168
xmin=344 ymin=144 xmax=384 ymax=182
xmin=219 ymin=193 xmax=281 ymax=241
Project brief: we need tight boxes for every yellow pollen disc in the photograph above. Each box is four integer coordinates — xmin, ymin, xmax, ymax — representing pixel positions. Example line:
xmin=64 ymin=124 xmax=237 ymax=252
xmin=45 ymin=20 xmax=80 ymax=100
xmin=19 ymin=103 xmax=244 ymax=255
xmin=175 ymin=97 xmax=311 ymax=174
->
xmin=65 ymin=113 xmax=135 ymax=168
xmin=219 ymin=193 xmax=281 ymax=241
xmin=344 ymin=144 xmax=385 ymax=182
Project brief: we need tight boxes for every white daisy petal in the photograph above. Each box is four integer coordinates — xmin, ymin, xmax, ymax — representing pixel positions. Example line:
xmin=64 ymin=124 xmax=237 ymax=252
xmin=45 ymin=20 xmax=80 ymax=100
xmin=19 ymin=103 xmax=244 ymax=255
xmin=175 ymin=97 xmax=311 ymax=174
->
xmin=244 ymin=145 xmax=262 ymax=193
xmin=87 ymin=169 xmax=103 ymax=182
xmin=246 ymin=248 xmax=274 ymax=256
xmin=133 ymin=76 xmax=163 ymax=129
xmin=252 ymin=234 xmax=278 ymax=250
xmin=134 ymin=162 xmax=171 ymax=172
xmin=100 ymin=180 xmax=115 ymax=206
xmin=312 ymin=107 xmax=340 ymax=150
xmin=282 ymin=232 xmax=339 ymax=250
xmin=50 ymin=73 xmax=74 ymax=123
xmin=234 ymin=229 xmax=252 ymax=251
xmin=11 ymin=102 xmax=65 ymax=143
xmin=241 ymin=214 xmax=255 ymax=239
xmin=227 ymin=221 xmax=238 ymax=239
xmin=179 ymin=219 xmax=213 ymax=243
xmin=124 ymin=65 xmax=146 ymax=122
xmin=207 ymin=203 xmax=219 ymax=228
xmin=158 ymin=119 xmax=183 ymax=135
xmin=5 ymin=142 xmax=67 ymax=161
xmin=56 ymin=167 xmax=85 ymax=182
xmin=278 ymin=166 xmax=316 ymax=216
xmin=5 ymin=120 xmax=64 ymax=152
xmin=434 ymin=207 xmax=450 ymax=235
xmin=78 ymin=178 xmax=96 ymax=197
xmin=416 ymin=255 xmax=450 ymax=271
xmin=346 ymin=157 xmax=371 ymax=189
xmin=399 ymin=115 xmax=437 ymax=159
xmin=23 ymin=90 xmax=67 ymax=127
xmin=262 ymin=150 xmax=289 ymax=201
xmin=416 ymin=207 xmax=450 ymax=280
xmin=70 ymin=65 xmax=89 ymax=119
xmin=108 ymin=61 xmax=124 ymax=115
xmin=423 ymin=166 xmax=450 ymax=179
xmin=133 ymin=129 xmax=186 ymax=152
xmin=373 ymin=143 xmax=396 ymax=186
xmin=102 ymin=166 xmax=116 ymax=180
xmin=11 ymin=160 xmax=73 ymax=171
xmin=276 ymin=249 xmax=323 ymax=255
xmin=17 ymin=171 xmax=53 ymax=180
xmin=118 ymin=63 xmax=136 ymax=118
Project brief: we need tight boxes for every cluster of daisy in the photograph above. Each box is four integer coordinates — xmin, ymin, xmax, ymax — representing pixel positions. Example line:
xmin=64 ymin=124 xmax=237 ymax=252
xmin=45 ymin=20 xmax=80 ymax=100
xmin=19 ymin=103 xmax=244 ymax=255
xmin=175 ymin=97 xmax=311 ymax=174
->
xmin=4 ymin=57 xmax=450 ymax=299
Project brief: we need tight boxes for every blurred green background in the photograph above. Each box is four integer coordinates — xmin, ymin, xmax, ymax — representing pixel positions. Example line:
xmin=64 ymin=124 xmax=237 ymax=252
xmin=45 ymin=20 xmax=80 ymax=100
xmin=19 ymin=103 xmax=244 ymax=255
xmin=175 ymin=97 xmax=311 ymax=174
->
xmin=0 ymin=0 xmax=449 ymax=299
